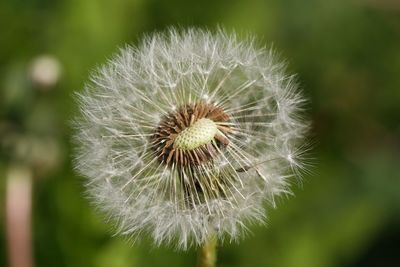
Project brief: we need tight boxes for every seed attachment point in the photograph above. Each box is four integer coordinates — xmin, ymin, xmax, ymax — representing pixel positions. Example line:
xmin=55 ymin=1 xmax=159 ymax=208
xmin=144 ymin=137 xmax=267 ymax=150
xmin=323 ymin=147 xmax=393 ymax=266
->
xmin=174 ymin=118 xmax=218 ymax=151
xmin=151 ymin=102 xmax=231 ymax=168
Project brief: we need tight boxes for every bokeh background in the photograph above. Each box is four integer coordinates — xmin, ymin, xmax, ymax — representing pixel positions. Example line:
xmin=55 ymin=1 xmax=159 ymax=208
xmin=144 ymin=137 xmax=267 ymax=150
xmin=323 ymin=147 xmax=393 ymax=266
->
xmin=1 ymin=0 xmax=400 ymax=266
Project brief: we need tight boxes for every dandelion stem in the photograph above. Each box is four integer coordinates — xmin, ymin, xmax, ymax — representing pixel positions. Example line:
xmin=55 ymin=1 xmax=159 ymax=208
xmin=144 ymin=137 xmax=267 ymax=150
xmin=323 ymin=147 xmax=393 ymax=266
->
xmin=6 ymin=165 xmax=33 ymax=267
xmin=197 ymin=235 xmax=217 ymax=267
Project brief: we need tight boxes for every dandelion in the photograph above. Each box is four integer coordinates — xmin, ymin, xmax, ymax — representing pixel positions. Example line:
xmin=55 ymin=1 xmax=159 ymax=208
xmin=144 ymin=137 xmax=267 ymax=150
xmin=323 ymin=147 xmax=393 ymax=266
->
xmin=73 ymin=28 xmax=309 ymax=256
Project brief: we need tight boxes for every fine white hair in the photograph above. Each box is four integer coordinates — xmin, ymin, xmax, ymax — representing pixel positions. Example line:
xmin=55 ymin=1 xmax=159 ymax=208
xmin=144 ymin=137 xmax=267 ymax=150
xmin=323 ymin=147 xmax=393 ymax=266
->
xmin=74 ymin=28 xmax=309 ymax=249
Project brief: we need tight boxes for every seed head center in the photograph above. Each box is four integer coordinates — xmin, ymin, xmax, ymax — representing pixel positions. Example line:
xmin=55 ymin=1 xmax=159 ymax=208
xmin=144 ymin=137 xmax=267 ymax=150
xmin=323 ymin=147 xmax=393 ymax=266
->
xmin=174 ymin=118 xmax=218 ymax=150
xmin=151 ymin=101 xmax=231 ymax=167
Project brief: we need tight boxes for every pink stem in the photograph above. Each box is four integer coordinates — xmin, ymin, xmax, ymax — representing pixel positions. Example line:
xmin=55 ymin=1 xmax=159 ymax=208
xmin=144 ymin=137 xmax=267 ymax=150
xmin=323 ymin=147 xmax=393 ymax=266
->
xmin=6 ymin=166 xmax=33 ymax=267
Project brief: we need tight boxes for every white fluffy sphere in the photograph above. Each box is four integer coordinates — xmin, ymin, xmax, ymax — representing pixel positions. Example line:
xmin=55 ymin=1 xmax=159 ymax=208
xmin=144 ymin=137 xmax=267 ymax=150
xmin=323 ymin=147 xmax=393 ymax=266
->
xmin=74 ymin=28 xmax=308 ymax=249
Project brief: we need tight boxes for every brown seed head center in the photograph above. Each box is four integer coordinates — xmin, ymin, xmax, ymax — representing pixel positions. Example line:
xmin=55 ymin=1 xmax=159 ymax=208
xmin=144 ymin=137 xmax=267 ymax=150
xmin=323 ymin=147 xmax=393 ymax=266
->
xmin=151 ymin=101 xmax=231 ymax=168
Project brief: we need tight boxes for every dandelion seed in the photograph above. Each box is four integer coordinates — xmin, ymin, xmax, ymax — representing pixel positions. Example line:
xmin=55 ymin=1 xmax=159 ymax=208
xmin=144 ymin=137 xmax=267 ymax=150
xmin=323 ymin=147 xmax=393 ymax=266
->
xmin=73 ymin=28 xmax=309 ymax=250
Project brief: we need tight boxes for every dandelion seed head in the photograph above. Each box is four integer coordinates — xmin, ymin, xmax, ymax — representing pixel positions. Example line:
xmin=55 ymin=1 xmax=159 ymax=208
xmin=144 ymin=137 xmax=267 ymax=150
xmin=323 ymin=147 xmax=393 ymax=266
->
xmin=73 ymin=28 xmax=309 ymax=249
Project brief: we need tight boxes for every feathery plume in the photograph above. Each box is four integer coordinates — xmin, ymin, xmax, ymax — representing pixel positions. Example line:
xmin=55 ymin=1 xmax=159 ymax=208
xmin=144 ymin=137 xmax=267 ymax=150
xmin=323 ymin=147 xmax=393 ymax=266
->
xmin=73 ymin=28 xmax=309 ymax=249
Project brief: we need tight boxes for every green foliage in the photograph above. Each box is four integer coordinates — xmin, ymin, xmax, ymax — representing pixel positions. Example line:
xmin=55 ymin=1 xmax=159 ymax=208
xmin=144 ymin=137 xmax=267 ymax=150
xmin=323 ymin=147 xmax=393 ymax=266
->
xmin=1 ymin=0 xmax=399 ymax=266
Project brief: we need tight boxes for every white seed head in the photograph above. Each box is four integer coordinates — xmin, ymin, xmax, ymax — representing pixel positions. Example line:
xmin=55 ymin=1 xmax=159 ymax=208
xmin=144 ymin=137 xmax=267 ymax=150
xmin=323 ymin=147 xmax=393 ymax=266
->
xmin=73 ymin=28 xmax=309 ymax=249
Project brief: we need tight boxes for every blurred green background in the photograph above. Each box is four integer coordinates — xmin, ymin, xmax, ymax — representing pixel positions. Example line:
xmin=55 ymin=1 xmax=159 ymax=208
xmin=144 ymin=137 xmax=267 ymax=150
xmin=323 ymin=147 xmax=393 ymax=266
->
xmin=1 ymin=0 xmax=400 ymax=266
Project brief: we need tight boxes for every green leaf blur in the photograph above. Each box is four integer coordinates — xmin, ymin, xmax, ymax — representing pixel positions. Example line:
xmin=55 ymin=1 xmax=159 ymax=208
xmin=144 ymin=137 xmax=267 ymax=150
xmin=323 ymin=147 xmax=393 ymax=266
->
xmin=1 ymin=0 xmax=399 ymax=266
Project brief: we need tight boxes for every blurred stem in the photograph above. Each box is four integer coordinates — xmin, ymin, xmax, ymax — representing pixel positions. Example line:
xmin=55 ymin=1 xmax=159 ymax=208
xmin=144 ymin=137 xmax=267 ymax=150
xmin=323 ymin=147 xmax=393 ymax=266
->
xmin=6 ymin=165 xmax=33 ymax=267
xmin=197 ymin=235 xmax=217 ymax=267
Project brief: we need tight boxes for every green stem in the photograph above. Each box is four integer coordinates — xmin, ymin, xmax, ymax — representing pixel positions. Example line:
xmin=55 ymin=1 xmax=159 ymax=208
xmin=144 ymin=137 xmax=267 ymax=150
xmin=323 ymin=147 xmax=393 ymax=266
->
xmin=197 ymin=235 xmax=217 ymax=267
